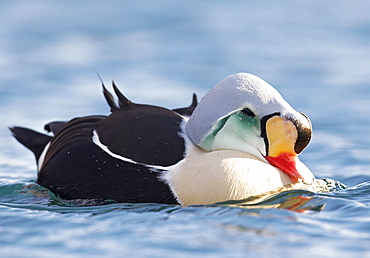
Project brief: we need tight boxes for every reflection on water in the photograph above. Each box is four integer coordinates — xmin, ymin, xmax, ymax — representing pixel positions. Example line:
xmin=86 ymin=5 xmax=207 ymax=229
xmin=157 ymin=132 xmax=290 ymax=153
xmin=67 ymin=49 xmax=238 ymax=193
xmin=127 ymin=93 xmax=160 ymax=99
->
xmin=218 ymin=178 xmax=347 ymax=212
xmin=0 ymin=178 xmax=347 ymax=213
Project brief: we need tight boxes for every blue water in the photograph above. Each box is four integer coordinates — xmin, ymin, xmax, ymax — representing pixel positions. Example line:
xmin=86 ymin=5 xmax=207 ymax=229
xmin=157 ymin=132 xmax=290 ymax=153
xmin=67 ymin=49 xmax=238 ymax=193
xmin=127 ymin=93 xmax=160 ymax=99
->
xmin=1 ymin=1 xmax=370 ymax=257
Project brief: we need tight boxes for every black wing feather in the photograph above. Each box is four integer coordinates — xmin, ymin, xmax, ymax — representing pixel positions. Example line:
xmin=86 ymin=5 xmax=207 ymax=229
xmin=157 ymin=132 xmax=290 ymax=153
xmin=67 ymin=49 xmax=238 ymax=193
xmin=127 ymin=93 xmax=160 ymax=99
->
xmin=96 ymin=103 xmax=185 ymax=166
xmin=172 ymin=93 xmax=198 ymax=117
xmin=112 ymin=81 xmax=132 ymax=108
xmin=102 ymin=83 xmax=119 ymax=112
xmin=44 ymin=121 xmax=68 ymax=135
xmin=37 ymin=113 xmax=179 ymax=204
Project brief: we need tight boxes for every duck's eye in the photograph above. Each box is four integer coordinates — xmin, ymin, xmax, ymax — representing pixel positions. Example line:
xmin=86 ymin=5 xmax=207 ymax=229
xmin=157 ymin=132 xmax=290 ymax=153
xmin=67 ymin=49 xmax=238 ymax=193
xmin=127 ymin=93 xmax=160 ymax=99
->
xmin=241 ymin=108 xmax=256 ymax=117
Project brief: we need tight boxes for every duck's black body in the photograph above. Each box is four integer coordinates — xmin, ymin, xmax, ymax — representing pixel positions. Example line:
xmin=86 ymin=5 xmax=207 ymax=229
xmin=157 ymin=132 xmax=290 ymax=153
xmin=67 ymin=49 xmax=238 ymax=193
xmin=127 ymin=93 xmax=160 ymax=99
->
xmin=11 ymin=84 xmax=197 ymax=204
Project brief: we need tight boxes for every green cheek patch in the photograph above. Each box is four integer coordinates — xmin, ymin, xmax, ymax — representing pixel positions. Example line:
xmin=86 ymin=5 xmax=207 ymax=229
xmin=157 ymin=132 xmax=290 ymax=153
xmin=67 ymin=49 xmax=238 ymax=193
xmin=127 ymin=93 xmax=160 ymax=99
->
xmin=201 ymin=112 xmax=260 ymax=150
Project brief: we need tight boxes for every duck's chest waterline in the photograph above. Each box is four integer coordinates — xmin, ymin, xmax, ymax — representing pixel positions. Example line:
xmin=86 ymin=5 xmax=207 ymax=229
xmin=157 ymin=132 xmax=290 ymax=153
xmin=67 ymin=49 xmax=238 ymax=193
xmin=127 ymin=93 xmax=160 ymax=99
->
xmin=163 ymin=148 xmax=296 ymax=205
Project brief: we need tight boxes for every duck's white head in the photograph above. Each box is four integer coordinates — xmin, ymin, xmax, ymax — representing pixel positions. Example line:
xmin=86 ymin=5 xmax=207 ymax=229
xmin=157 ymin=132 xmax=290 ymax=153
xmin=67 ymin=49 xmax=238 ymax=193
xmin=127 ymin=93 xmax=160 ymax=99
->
xmin=185 ymin=73 xmax=314 ymax=183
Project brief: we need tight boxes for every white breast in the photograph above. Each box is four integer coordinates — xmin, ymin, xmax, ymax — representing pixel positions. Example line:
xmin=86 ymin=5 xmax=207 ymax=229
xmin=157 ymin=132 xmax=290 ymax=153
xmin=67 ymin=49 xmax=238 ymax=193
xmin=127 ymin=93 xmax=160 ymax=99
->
xmin=163 ymin=144 xmax=296 ymax=205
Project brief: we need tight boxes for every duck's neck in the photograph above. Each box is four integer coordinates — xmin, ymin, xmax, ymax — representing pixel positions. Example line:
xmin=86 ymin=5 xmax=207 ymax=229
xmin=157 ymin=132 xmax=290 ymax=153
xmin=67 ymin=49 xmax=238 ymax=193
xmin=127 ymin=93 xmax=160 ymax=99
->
xmin=162 ymin=144 xmax=295 ymax=205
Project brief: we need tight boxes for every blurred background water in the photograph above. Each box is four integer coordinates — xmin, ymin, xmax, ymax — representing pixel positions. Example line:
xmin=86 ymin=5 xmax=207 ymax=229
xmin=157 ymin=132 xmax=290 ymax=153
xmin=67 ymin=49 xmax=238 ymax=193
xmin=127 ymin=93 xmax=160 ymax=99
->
xmin=1 ymin=1 xmax=370 ymax=257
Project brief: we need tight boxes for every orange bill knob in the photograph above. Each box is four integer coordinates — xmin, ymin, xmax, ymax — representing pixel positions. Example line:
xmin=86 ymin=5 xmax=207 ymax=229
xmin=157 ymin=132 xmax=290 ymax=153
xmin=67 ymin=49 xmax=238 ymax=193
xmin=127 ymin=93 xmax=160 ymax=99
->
xmin=264 ymin=116 xmax=303 ymax=181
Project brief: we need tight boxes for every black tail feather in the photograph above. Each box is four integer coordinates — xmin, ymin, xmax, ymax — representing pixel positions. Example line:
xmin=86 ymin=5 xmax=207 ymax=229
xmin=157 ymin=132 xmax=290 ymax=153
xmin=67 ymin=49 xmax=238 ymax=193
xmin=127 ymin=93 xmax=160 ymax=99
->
xmin=10 ymin=127 xmax=52 ymax=161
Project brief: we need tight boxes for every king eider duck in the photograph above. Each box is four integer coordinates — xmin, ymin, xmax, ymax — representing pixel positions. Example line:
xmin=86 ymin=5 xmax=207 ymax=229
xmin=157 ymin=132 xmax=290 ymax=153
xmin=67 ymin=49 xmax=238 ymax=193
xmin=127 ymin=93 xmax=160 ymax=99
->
xmin=10 ymin=73 xmax=314 ymax=205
